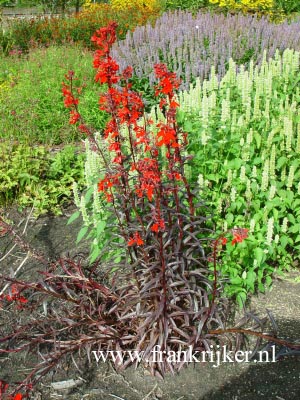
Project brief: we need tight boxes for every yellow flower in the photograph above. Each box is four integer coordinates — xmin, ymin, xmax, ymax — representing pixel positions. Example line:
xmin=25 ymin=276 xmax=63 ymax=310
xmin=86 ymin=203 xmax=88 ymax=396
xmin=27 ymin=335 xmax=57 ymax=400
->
xmin=209 ymin=0 xmax=274 ymax=12
xmin=111 ymin=0 xmax=160 ymax=13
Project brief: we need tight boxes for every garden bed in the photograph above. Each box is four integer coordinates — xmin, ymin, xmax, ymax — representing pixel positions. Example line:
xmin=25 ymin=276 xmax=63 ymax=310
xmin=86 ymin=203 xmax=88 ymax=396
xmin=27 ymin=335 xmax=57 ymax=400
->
xmin=1 ymin=5 xmax=300 ymax=399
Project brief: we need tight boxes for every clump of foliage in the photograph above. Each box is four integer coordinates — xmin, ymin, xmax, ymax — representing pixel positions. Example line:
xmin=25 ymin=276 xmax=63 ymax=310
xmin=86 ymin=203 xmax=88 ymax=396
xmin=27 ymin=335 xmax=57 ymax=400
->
xmin=160 ymin=48 xmax=300 ymax=303
xmin=162 ymin=0 xmax=211 ymax=12
xmin=0 ymin=23 xmax=292 ymax=399
xmin=0 ymin=141 xmax=85 ymax=216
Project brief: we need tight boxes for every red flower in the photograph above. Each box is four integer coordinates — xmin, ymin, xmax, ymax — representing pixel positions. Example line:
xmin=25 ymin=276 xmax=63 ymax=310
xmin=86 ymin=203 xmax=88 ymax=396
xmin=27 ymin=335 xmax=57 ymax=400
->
xmin=98 ymin=176 xmax=113 ymax=192
xmin=221 ymin=237 xmax=227 ymax=245
xmin=151 ymin=223 xmax=159 ymax=233
xmin=62 ymin=83 xmax=79 ymax=109
xmin=156 ymin=124 xmax=179 ymax=147
xmin=91 ymin=22 xmax=118 ymax=52
xmin=63 ymin=95 xmax=78 ymax=108
xmin=13 ymin=393 xmax=23 ymax=400
xmin=231 ymin=228 xmax=249 ymax=245
xmin=108 ymin=142 xmax=121 ymax=152
xmin=154 ymin=63 xmax=181 ymax=98
xmin=151 ymin=218 xmax=165 ymax=233
xmin=94 ymin=57 xmax=119 ymax=84
xmin=160 ymin=77 xmax=173 ymax=95
xmin=69 ymin=110 xmax=80 ymax=124
xmin=128 ymin=232 xmax=144 ymax=246
xmin=0 ymin=284 xmax=28 ymax=307
xmin=122 ymin=66 xmax=133 ymax=79
xmin=170 ymin=100 xmax=179 ymax=108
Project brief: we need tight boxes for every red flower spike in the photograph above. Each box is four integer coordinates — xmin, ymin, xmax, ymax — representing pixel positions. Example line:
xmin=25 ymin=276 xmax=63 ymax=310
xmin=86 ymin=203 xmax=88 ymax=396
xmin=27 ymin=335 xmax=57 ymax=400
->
xmin=61 ymin=22 xmax=192 ymax=247
xmin=91 ymin=22 xmax=118 ymax=52
xmin=156 ymin=124 xmax=178 ymax=147
xmin=154 ymin=63 xmax=181 ymax=98
xmin=94 ymin=57 xmax=120 ymax=84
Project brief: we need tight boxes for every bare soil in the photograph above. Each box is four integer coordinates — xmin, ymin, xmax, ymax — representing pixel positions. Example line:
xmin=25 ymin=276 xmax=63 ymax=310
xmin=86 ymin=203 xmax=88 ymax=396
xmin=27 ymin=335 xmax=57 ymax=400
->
xmin=0 ymin=207 xmax=299 ymax=400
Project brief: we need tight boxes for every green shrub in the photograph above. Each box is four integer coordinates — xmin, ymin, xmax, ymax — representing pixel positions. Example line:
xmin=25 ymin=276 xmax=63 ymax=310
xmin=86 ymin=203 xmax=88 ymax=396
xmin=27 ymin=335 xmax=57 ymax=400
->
xmin=150 ymin=48 xmax=300 ymax=304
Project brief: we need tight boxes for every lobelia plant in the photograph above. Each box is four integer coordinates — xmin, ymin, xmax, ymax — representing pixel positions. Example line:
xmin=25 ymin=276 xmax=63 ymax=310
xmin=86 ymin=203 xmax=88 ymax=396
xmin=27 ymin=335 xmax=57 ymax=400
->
xmin=62 ymin=22 xmax=222 ymax=373
xmin=1 ymin=21 xmax=299 ymax=399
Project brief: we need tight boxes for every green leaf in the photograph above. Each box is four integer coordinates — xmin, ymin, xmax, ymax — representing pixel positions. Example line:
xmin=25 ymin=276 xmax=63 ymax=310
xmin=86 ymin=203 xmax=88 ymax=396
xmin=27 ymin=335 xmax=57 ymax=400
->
xmin=295 ymin=235 xmax=300 ymax=243
xmin=227 ymin=158 xmax=243 ymax=169
xmin=287 ymin=213 xmax=296 ymax=224
xmin=292 ymin=199 xmax=300 ymax=208
xmin=183 ymin=120 xmax=193 ymax=132
xmin=230 ymin=276 xmax=242 ymax=285
xmin=286 ymin=190 xmax=294 ymax=205
xmin=237 ymin=291 xmax=247 ymax=308
xmin=89 ymin=246 xmax=101 ymax=264
xmin=77 ymin=226 xmax=89 ymax=244
xmin=254 ymin=132 xmax=261 ymax=149
xmin=176 ymin=110 xmax=185 ymax=124
xmin=288 ymin=223 xmax=300 ymax=234
xmin=96 ymin=221 xmax=106 ymax=236
xmin=265 ymin=275 xmax=272 ymax=287
xmin=258 ymin=282 xmax=265 ymax=293
xmin=84 ymin=186 xmax=94 ymax=204
xmin=254 ymin=247 xmax=265 ymax=266
xmin=226 ymin=213 xmax=234 ymax=226
xmin=67 ymin=210 xmax=80 ymax=225
xmin=280 ymin=235 xmax=289 ymax=249
xmin=114 ymin=256 xmax=122 ymax=263
xmin=276 ymin=156 xmax=288 ymax=169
